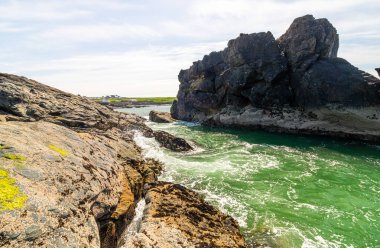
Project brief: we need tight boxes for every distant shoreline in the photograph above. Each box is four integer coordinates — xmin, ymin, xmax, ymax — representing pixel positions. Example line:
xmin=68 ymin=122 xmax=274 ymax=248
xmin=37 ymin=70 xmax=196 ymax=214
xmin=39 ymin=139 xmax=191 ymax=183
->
xmin=90 ymin=97 xmax=174 ymax=109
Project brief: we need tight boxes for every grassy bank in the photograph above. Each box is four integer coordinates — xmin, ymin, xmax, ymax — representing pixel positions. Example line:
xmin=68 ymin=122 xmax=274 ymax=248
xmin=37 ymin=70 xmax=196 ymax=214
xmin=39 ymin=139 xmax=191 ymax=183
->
xmin=92 ymin=97 xmax=175 ymax=103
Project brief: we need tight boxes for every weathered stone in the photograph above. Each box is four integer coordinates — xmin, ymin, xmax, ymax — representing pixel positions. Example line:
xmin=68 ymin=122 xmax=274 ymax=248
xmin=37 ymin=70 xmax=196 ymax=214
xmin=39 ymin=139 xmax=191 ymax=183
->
xmin=278 ymin=14 xmax=339 ymax=69
xmin=172 ymin=31 xmax=291 ymax=122
xmin=0 ymin=73 xmax=248 ymax=247
xmin=120 ymin=182 xmax=246 ymax=248
xmin=17 ymin=168 xmax=45 ymax=181
xmin=153 ymin=130 xmax=193 ymax=152
xmin=0 ymin=73 xmax=153 ymax=135
xmin=149 ymin=110 xmax=175 ymax=123
xmin=24 ymin=225 xmax=42 ymax=241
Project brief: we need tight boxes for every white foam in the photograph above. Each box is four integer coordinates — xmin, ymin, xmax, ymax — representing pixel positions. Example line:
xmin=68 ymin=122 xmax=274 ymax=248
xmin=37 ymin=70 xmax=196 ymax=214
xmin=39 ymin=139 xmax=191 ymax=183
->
xmin=118 ymin=199 xmax=146 ymax=246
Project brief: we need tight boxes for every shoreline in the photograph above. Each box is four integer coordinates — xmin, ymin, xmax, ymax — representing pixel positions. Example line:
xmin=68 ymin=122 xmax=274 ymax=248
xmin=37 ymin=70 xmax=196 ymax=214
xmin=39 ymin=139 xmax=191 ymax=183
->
xmin=98 ymin=101 xmax=173 ymax=109
xmin=0 ymin=73 xmax=246 ymax=248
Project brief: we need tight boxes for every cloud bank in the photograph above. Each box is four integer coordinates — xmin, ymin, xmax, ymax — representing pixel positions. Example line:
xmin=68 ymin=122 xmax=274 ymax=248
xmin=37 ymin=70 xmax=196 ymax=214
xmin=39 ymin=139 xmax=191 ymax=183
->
xmin=0 ymin=0 xmax=378 ymax=96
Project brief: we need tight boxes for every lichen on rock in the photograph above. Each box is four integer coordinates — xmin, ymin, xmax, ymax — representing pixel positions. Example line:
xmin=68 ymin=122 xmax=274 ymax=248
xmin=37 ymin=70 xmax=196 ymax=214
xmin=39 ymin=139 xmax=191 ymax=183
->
xmin=2 ymin=154 xmax=27 ymax=161
xmin=48 ymin=144 xmax=69 ymax=156
xmin=0 ymin=169 xmax=27 ymax=212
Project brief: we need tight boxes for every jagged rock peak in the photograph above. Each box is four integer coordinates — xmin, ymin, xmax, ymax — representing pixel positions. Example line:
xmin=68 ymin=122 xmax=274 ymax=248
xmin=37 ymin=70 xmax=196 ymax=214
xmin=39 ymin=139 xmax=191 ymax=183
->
xmin=278 ymin=14 xmax=339 ymax=69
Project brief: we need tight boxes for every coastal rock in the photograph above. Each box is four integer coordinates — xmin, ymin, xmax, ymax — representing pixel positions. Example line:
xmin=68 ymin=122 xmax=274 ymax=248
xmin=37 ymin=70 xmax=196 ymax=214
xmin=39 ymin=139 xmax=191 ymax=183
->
xmin=277 ymin=15 xmax=379 ymax=107
xmin=0 ymin=121 xmax=141 ymax=247
xmin=0 ymin=74 xmax=246 ymax=247
xmin=376 ymin=68 xmax=380 ymax=77
xmin=153 ymin=131 xmax=193 ymax=152
xmin=119 ymin=182 xmax=246 ymax=248
xmin=171 ymin=15 xmax=380 ymax=142
xmin=172 ymin=31 xmax=291 ymax=121
xmin=149 ymin=110 xmax=175 ymax=123
xmin=0 ymin=73 xmax=153 ymax=136
xmin=277 ymin=15 xmax=339 ymax=69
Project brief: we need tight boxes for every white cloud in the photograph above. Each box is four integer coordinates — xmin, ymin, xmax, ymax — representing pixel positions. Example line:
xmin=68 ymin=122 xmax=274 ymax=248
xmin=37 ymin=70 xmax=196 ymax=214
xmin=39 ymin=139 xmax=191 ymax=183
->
xmin=9 ymin=42 xmax=226 ymax=97
xmin=38 ymin=24 xmax=161 ymax=43
xmin=0 ymin=1 xmax=91 ymax=21
xmin=0 ymin=0 xmax=379 ymax=95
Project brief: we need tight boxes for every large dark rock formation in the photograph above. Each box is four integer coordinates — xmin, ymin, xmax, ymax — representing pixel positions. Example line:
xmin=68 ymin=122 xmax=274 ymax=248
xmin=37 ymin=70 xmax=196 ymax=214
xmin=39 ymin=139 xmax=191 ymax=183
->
xmin=376 ymin=68 xmax=380 ymax=77
xmin=171 ymin=15 xmax=380 ymax=142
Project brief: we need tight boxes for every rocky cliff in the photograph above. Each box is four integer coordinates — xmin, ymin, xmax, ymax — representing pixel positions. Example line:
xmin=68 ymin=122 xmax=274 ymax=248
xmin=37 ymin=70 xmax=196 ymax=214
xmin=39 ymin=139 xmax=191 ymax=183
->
xmin=0 ymin=73 xmax=245 ymax=247
xmin=171 ymin=15 xmax=380 ymax=142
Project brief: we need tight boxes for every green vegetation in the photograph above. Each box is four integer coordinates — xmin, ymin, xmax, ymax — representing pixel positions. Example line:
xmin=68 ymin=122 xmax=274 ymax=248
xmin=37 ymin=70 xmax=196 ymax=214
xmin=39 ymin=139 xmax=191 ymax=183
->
xmin=2 ymin=154 xmax=26 ymax=161
xmin=0 ymin=169 xmax=27 ymax=212
xmin=93 ymin=97 xmax=176 ymax=103
xmin=48 ymin=144 xmax=69 ymax=156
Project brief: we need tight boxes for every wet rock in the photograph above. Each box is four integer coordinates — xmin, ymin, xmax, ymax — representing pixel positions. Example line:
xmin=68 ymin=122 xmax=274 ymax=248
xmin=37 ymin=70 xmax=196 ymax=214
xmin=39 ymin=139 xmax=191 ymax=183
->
xmin=153 ymin=130 xmax=193 ymax=152
xmin=120 ymin=182 xmax=246 ymax=248
xmin=149 ymin=110 xmax=175 ymax=123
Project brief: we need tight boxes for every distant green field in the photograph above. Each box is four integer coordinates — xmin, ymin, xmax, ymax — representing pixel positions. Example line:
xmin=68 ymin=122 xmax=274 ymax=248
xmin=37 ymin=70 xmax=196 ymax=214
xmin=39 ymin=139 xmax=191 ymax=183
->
xmin=93 ymin=97 xmax=176 ymax=103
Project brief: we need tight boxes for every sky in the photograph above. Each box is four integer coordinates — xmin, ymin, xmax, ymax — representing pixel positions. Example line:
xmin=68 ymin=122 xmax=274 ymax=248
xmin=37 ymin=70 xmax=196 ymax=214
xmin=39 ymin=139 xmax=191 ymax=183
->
xmin=0 ymin=0 xmax=379 ymax=97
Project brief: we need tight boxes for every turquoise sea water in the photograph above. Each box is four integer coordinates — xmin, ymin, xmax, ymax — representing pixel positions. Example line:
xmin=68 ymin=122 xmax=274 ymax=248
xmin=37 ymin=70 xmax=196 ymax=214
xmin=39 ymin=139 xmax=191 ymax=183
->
xmin=119 ymin=106 xmax=380 ymax=248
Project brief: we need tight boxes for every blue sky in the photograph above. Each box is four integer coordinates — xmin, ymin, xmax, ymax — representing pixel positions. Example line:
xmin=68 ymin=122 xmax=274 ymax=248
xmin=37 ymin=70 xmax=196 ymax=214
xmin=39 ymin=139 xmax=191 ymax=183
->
xmin=0 ymin=0 xmax=379 ymax=96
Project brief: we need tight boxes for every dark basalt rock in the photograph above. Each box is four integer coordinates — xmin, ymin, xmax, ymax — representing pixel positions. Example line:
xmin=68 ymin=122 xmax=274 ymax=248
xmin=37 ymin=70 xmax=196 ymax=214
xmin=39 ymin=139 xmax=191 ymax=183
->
xmin=153 ymin=130 xmax=193 ymax=152
xmin=172 ymin=15 xmax=380 ymax=122
xmin=376 ymin=68 xmax=380 ymax=77
xmin=172 ymin=31 xmax=292 ymax=121
xmin=278 ymin=14 xmax=339 ymax=70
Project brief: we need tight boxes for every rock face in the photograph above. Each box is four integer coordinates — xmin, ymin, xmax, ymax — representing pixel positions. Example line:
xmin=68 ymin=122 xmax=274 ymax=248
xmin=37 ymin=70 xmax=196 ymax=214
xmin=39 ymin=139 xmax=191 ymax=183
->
xmin=0 ymin=73 xmax=152 ymax=135
xmin=153 ymin=131 xmax=193 ymax=152
xmin=149 ymin=110 xmax=175 ymax=123
xmin=376 ymin=68 xmax=380 ymax=77
xmin=0 ymin=121 xmax=151 ymax=247
xmin=119 ymin=182 xmax=246 ymax=248
xmin=0 ymin=73 xmax=244 ymax=247
xmin=171 ymin=15 xmax=380 ymax=142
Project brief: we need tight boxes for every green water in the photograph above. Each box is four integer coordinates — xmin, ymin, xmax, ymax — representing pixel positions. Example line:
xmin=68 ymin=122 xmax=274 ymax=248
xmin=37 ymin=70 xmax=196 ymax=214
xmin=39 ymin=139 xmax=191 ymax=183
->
xmin=121 ymin=106 xmax=380 ymax=247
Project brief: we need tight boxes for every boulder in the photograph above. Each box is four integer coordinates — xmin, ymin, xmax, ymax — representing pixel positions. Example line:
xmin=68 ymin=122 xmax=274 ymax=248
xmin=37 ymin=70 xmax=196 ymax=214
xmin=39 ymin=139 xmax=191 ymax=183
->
xmin=153 ymin=131 xmax=193 ymax=152
xmin=149 ymin=111 xmax=175 ymax=123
